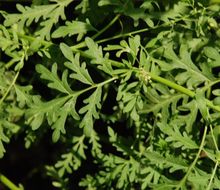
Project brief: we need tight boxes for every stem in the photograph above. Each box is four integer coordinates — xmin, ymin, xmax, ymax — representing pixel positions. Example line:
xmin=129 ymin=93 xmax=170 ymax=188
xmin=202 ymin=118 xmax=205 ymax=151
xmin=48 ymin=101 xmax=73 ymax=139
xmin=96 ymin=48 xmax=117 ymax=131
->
xmin=93 ymin=14 xmax=121 ymax=39
xmin=74 ymin=76 xmax=118 ymax=97
xmin=8 ymin=30 xmax=220 ymax=113
xmin=71 ymin=14 xmax=121 ymax=50
xmin=12 ymin=17 xmax=220 ymax=114
xmin=17 ymin=33 xmax=52 ymax=47
xmin=147 ymin=73 xmax=220 ymax=112
xmin=175 ymin=125 xmax=208 ymax=189
xmin=210 ymin=124 xmax=219 ymax=151
xmin=0 ymin=51 xmax=25 ymax=105
xmin=148 ymin=72 xmax=195 ymax=97
xmin=70 ymin=48 xmax=125 ymax=67
xmin=206 ymin=161 xmax=219 ymax=190
xmin=0 ymin=173 xmax=23 ymax=190
xmin=0 ymin=70 xmax=20 ymax=106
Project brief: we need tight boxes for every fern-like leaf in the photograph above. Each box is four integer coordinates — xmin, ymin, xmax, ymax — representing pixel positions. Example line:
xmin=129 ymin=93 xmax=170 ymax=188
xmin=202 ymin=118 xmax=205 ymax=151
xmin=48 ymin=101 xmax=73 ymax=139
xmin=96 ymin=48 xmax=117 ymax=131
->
xmin=52 ymin=20 xmax=97 ymax=41
xmin=60 ymin=43 xmax=94 ymax=85
xmin=4 ymin=0 xmax=72 ymax=40
xmin=0 ymin=122 xmax=9 ymax=158
xmin=36 ymin=63 xmax=72 ymax=94
xmin=79 ymin=86 xmax=102 ymax=136
xmin=155 ymin=43 xmax=212 ymax=89
xmin=26 ymin=95 xmax=80 ymax=142
xmin=157 ymin=123 xmax=199 ymax=150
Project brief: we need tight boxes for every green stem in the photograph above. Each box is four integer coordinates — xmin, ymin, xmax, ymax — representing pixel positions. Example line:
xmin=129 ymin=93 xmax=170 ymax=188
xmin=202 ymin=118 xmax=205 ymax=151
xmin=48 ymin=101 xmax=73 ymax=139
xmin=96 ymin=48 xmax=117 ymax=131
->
xmin=175 ymin=125 xmax=208 ymax=189
xmin=12 ymin=18 xmax=220 ymax=114
xmin=70 ymin=48 xmax=124 ymax=67
xmin=210 ymin=124 xmax=219 ymax=152
xmin=17 ymin=33 xmax=52 ymax=47
xmin=0 ymin=173 xmax=23 ymax=190
xmin=0 ymin=70 xmax=20 ymax=106
xmin=74 ymin=76 xmax=118 ymax=97
xmin=206 ymin=161 xmax=219 ymax=190
xmin=71 ymin=14 xmax=121 ymax=50
xmin=92 ymin=14 xmax=121 ymax=39
xmin=148 ymin=72 xmax=195 ymax=97
xmin=147 ymin=73 xmax=220 ymax=112
xmin=8 ymin=30 xmax=220 ymax=113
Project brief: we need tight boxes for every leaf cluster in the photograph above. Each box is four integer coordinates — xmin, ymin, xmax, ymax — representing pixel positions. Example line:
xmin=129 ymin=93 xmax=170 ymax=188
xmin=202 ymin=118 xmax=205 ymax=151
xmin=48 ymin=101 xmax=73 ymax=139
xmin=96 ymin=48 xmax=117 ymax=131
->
xmin=1 ymin=0 xmax=220 ymax=189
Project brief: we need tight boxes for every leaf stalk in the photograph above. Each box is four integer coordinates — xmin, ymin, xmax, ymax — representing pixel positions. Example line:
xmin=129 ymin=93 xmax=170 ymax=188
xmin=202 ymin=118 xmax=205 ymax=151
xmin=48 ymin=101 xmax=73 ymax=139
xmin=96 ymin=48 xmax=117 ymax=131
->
xmin=0 ymin=173 xmax=23 ymax=190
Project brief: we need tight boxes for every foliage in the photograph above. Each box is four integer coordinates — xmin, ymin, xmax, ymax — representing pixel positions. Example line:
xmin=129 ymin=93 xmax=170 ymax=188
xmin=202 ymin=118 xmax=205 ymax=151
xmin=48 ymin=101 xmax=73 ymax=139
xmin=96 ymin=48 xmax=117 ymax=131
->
xmin=0 ymin=0 xmax=220 ymax=189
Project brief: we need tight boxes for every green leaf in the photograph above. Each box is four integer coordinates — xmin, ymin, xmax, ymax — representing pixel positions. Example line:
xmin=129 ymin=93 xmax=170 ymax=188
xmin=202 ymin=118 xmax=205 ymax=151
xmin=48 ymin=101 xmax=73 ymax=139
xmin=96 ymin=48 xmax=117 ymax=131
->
xmin=85 ymin=37 xmax=104 ymax=62
xmin=60 ymin=43 xmax=94 ymax=85
xmin=144 ymin=151 xmax=188 ymax=173
xmin=14 ymin=85 xmax=33 ymax=107
xmin=0 ymin=123 xmax=10 ymax=158
xmin=195 ymin=89 xmax=210 ymax=121
xmin=64 ymin=53 xmax=94 ymax=85
xmin=79 ymin=87 xmax=102 ymax=136
xmin=36 ymin=63 xmax=72 ymax=94
xmin=52 ymin=96 xmax=80 ymax=142
xmin=155 ymin=43 xmax=210 ymax=89
xmin=26 ymin=96 xmax=69 ymax=130
xmin=158 ymin=123 xmax=199 ymax=150
xmin=60 ymin=43 xmax=74 ymax=62
xmin=204 ymin=47 xmax=220 ymax=60
xmin=140 ymin=85 xmax=186 ymax=124
xmin=4 ymin=0 xmax=72 ymax=40
xmin=52 ymin=110 xmax=68 ymax=143
xmin=52 ymin=20 xmax=97 ymax=40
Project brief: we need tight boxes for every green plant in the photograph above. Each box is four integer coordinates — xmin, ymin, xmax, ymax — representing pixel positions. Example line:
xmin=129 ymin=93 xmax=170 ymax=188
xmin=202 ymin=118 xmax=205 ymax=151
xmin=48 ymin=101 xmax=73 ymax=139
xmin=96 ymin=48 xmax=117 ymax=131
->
xmin=0 ymin=0 xmax=220 ymax=189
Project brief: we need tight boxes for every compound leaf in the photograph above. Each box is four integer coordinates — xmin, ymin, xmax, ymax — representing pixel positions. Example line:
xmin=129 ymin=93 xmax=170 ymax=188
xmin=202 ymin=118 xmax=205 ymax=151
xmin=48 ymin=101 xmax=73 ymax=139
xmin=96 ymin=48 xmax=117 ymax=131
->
xmin=79 ymin=86 xmax=102 ymax=136
xmin=52 ymin=20 xmax=97 ymax=41
xmin=36 ymin=63 xmax=72 ymax=94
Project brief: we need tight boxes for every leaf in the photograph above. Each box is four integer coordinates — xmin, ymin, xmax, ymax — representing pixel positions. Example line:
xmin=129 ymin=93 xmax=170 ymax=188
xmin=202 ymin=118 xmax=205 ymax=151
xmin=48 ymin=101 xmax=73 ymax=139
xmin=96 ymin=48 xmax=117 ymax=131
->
xmin=175 ymin=100 xmax=198 ymax=132
xmin=89 ymin=130 xmax=102 ymax=156
xmin=104 ymin=35 xmax=140 ymax=62
xmin=60 ymin=43 xmax=94 ymax=85
xmin=0 ymin=123 xmax=10 ymax=158
xmin=52 ymin=20 xmax=97 ymax=40
xmin=14 ymin=85 xmax=33 ymax=107
xmin=141 ymin=167 xmax=161 ymax=189
xmin=36 ymin=63 xmax=72 ymax=94
xmin=85 ymin=37 xmax=104 ymax=63
xmin=72 ymin=135 xmax=87 ymax=160
xmin=155 ymin=43 xmax=211 ymax=89
xmin=188 ymin=169 xmax=210 ymax=190
xmin=4 ymin=0 xmax=72 ymax=40
xmin=140 ymin=84 xmax=186 ymax=123
xmin=144 ymin=151 xmax=188 ymax=173
xmin=84 ymin=37 xmax=118 ymax=73
xmin=108 ymin=126 xmax=117 ymax=142
xmin=204 ymin=47 xmax=220 ymax=60
xmin=26 ymin=94 xmax=79 ymax=141
xmin=195 ymin=89 xmax=210 ymax=121
xmin=46 ymin=166 xmax=69 ymax=189
xmin=79 ymin=87 xmax=102 ymax=136
xmin=65 ymin=54 xmax=94 ymax=85
xmin=26 ymin=96 xmax=68 ymax=129
xmin=157 ymin=123 xmax=199 ymax=150
xmin=60 ymin=43 xmax=74 ymax=61
xmin=52 ymin=110 xmax=68 ymax=143
xmin=75 ymin=0 xmax=89 ymax=13
xmin=98 ymin=0 xmax=122 ymax=6
xmin=52 ymin=97 xmax=80 ymax=142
